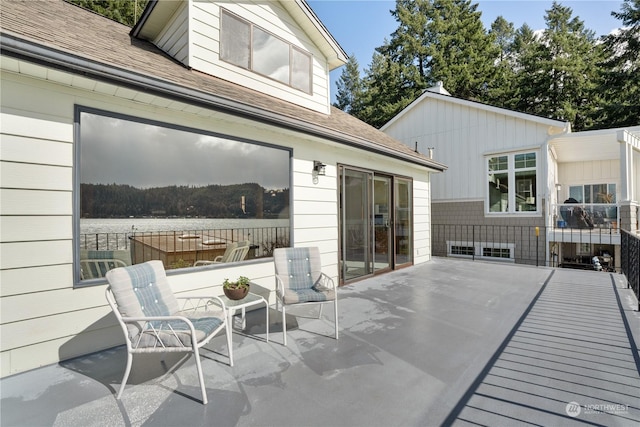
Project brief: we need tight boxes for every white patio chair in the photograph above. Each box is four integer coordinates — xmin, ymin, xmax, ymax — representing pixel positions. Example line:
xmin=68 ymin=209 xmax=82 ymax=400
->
xmin=194 ymin=240 xmax=250 ymax=266
xmin=273 ymin=247 xmax=338 ymax=346
xmin=105 ymin=260 xmax=232 ymax=404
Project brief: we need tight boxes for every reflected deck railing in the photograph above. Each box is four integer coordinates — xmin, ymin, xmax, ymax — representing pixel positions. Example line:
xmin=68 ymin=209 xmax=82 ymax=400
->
xmin=79 ymin=226 xmax=290 ymax=267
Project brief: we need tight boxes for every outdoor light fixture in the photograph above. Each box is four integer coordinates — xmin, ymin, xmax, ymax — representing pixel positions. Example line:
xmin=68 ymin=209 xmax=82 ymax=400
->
xmin=313 ymin=160 xmax=326 ymax=176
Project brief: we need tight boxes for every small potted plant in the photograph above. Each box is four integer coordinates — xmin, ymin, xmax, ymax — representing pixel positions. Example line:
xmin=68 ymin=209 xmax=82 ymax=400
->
xmin=223 ymin=276 xmax=250 ymax=300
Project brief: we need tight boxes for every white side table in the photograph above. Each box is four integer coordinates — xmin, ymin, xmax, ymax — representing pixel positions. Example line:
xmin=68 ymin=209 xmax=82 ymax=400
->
xmin=218 ymin=292 xmax=269 ymax=366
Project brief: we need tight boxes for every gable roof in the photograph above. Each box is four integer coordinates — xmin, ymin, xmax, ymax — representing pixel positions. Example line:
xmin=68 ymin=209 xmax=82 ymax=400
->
xmin=381 ymin=86 xmax=570 ymax=134
xmin=132 ymin=0 xmax=349 ymax=71
xmin=0 ymin=0 xmax=446 ymax=172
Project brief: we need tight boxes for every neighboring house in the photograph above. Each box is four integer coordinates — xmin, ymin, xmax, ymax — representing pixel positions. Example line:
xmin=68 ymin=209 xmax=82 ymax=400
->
xmin=382 ymin=83 xmax=640 ymax=271
xmin=0 ymin=0 xmax=445 ymax=377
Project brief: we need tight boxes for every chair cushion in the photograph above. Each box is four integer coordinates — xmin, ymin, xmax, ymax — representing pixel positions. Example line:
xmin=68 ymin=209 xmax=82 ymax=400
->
xmin=273 ymin=247 xmax=323 ymax=291
xmin=138 ymin=313 xmax=225 ymax=348
xmin=106 ymin=260 xmax=180 ymax=320
xmin=282 ymin=288 xmax=335 ymax=304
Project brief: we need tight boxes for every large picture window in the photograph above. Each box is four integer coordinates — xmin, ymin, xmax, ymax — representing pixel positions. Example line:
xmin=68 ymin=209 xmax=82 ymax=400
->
xmin=488 ymin=151 xmax=537 ymax=214
xmin=220 ymin=9 xmax=313 ymax=93
xmin=75 ymin=107 xmax=291 ymax=285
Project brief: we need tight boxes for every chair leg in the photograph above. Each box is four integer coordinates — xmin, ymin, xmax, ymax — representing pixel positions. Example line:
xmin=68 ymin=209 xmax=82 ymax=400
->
xmin=116 ymin=351 xmax=133 ymax=399
xmin=317 ymin=303 xmax=324 ymax=319
xmin=334 ymin=299 xmax=339 ymax=340
xmin=282 ymin=304 xmax=287 ymax=346
xmin=192 ymin=347 xmax=208 ymax=405
xmin=226 ymin=318 xmax=234 ymax=367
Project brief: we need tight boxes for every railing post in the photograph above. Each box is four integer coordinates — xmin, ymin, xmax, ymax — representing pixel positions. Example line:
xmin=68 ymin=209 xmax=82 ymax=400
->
xmin=472 ymin=225 xmax=475 ymax=261
xmin=536 ymin=227 xmax=540 ymax=267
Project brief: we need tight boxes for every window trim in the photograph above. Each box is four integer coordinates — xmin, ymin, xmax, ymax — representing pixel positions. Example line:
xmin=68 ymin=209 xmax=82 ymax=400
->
xmin=73 ymin=105 xmax=293 ymax=287
xmin=568 ymin=183 xmax=617 ymax=204
xmin=220 ymin=8 xmax=313 ymax=94
xmin=447 ymin=240 xmax=515 ymax=262
xmin=486 ymin=150 xmax=539 ymax=216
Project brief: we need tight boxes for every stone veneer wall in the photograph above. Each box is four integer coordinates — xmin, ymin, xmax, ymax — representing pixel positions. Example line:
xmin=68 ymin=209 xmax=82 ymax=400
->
xmin=620 ymin=203 xmax=639 ymax=234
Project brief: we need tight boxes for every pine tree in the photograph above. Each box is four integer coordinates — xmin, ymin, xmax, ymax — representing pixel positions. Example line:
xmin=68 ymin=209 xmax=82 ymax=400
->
xmin=334 ymin=55 xmax=364 ymax=116
xmin=513 ymin=2 xmax=602 ymax=130
xmin=358 ymin=47 xmax=416 ymax=128
xmin=487 ymin=16 xmax=517 ymax=108
xmin=359 ymin=0 xmax=498 ymax=127
xmin=68 ymin=0 xmax=148 ymax=27
xmin=597 ymin=0 xmax=640 ymax=127
xmin=510 ymin=24 xmax=546 ymax=114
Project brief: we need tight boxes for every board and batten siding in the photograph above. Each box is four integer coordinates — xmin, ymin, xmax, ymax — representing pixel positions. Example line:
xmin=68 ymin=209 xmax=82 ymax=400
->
xmin=384 ymin=97 xmax=557 ymax=203
xmin=187 ymin=0 xmax=331 ymax=114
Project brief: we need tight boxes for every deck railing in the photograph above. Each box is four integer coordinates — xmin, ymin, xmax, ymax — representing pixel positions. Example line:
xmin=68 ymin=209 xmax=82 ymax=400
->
xmin=432 ymin=224 xmax=617 ymax=271
xmin=552 ymin=203 xmax=619 ymax=231
xmin=621 ymin=229 xmax=640 ymax=311
xmin=79 ymin=226 xmax=290 ymax=270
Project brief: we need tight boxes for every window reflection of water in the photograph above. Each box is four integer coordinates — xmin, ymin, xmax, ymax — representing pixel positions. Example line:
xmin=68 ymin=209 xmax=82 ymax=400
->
xmin=81 ymin=217 xmax=289 ymax=234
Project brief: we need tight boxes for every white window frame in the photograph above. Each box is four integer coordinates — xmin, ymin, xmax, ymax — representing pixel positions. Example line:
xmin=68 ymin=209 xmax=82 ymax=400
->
xmin=447 ymin=240 xmax=515 ymax=262
xmin=486 ymin=150 xmax=539 ymax=216
xmin=220 ymin=8 xmax=313 ymax=94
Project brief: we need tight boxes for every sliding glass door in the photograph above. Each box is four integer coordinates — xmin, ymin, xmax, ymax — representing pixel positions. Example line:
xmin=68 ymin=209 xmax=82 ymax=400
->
xmin=341 ymin=167 xmax=373 ymax=281
xmin=395 ymin=178 xmax=412 ymax=266
xmin=340 ymin=166 xmax=413 ymax=283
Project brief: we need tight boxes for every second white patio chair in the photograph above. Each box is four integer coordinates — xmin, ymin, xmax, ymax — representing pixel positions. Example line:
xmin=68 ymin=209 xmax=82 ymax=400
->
xmin=105 ymin=260 xmax=232 ymax=404
xmin=273 ymin=247 xmax=338 ymax=346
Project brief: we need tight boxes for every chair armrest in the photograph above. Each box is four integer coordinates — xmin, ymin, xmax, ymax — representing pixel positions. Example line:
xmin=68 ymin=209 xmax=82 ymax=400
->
xmin=176 ymin=296 xmax=227 ymax=316
xmin=121 ymin=314 xmax=197 ymax=333
xmin=316 ymin=272 xmax=336 ymax=290
xmin=274 ymin=275 xmax=286 ymax=299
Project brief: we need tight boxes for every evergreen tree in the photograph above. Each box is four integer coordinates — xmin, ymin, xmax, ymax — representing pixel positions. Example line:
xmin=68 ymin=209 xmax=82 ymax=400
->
xmin=384 ymin=0 xmax=497 ymax=100
xmin=597 ymin=0 xmax=640 ymax=127
xmin=510 ymin=24 xmax=546 ymax=114
xmin=514 ymin=2 xmax=602 ymax=130
xmin=358 ymin=47 xmax=416 ymax=128
xmin=334 ymin=55 xmax=364 ymax=116
xmin=487 ymin=16 xmax=517 ymax=108
xmin=360 ymin=0 xmax=498 ymax=127
xmin=68 ymin=0 xmax=148 ymax=26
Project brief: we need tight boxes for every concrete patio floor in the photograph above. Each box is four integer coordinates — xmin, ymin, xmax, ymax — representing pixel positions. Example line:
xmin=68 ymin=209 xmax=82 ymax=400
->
xmin=1 ymin=257 xmax=639 ymax=426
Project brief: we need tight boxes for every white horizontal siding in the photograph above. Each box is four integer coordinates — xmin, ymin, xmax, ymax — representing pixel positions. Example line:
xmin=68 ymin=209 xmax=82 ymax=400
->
xmin=413 ymin=179 xmax=431 ymax=263
xmin=0 ymin=62 xmax=434 ymax=377
xmin=1 ymin=240 xmax=72 ymax=270
xmin=1 ymin=216 xmax=71 ymax=242
xmin=0 ymin=189 xmax=72 ymax=215
xmin=0 ymin=264 xmax=71 ymax=297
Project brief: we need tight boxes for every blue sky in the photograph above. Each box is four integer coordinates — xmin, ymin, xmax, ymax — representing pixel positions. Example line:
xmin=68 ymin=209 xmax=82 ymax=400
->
xmin=306 ymin=0 xmax=624 ymax=99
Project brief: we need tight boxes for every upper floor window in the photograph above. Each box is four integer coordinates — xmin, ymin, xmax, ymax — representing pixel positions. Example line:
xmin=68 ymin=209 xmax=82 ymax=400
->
xmin=487 ymin=151 xmax=537 ymax=214
xmin=76 ymin=107 xmax=291 ymax=286
xmin=220 ymin=9 xmax=312 ymax=93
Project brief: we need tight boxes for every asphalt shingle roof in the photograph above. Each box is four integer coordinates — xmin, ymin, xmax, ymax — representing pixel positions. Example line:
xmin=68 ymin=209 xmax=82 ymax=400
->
xmin=0 ymin=0 xmax=446 ymax=171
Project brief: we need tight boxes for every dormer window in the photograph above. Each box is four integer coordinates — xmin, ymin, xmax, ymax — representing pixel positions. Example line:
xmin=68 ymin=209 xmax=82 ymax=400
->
xmin=220 ymin=9 xmax=312 ymax=94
